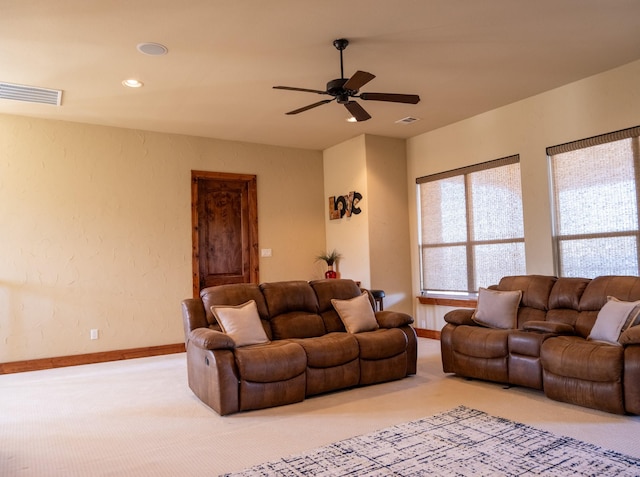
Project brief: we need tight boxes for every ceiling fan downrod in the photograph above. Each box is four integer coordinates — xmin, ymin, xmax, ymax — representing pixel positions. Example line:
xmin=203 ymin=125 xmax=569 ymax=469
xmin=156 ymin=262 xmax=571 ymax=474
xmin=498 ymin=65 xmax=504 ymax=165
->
xmin=333 ymin=38 xmax=349 ymax=79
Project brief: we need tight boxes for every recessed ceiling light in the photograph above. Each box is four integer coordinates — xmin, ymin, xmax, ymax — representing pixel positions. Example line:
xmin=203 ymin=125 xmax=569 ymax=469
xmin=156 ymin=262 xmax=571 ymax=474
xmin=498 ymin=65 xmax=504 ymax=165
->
xmin=137 ymin=42 xmax=168 ymax=56
xmin=122 ymin=79 xmax=144 ymax=88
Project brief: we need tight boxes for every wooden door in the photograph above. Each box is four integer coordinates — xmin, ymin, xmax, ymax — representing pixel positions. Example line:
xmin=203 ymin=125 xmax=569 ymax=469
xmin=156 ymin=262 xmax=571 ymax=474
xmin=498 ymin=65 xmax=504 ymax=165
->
xmin=191 ymin=170 xmax=259 ymax=296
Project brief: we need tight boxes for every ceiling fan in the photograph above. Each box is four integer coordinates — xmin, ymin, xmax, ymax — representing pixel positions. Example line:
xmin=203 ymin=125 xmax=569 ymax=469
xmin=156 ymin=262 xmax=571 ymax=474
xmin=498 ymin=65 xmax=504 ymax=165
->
xmin=273 ymin=38 xmax=420 ymax=122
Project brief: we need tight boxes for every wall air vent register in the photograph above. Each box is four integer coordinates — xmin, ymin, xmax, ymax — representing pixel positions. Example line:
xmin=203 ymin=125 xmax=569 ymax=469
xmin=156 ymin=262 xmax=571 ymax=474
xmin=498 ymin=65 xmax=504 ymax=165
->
xmin=0 ymin=82 xmax=62 ymax=106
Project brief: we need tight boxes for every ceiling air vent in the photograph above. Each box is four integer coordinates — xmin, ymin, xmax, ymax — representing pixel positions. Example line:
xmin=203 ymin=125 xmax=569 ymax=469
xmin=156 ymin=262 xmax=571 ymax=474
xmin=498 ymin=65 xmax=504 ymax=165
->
xmin=0 ymin=82 xmax=62 ymax=106
xmin=395 ymin=116 xmax=420 ymax=125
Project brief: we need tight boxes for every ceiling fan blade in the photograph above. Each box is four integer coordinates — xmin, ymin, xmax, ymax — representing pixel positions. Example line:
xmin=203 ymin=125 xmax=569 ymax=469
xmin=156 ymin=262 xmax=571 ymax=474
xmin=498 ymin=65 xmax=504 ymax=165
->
xmin=344 ymin=101 xmax=371 ymax=122
xmin=285 ymin=99 xmax=334 ymax=115
xmin=359 ymin=92 xmax=420 ymax=104
xmin=343 ymin=71 xmax=375 ymax=91
xmin=274 ymin=86 xmax=328 ymax=95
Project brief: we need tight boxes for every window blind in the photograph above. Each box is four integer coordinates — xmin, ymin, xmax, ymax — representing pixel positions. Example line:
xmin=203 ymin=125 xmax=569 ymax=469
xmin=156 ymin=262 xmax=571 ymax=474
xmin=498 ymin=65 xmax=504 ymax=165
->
xmin=548 ymin=127 xmax=640 ymax=277
xmin=417 ymin=155 xmax=525 ymax=294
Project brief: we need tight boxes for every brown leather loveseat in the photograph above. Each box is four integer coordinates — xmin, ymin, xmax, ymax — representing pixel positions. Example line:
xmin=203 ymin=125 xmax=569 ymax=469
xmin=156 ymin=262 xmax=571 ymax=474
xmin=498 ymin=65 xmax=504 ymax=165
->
xmin=181 ymin=279 xmax=417 ymax=415
xmin=441 ymin=275 xmax=640 ymax=414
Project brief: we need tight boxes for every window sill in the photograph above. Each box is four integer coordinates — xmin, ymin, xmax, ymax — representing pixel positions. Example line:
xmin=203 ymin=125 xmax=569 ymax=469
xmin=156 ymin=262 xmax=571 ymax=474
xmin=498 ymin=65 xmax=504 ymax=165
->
xmin=417 ymin=295 xmax=477 ymax=308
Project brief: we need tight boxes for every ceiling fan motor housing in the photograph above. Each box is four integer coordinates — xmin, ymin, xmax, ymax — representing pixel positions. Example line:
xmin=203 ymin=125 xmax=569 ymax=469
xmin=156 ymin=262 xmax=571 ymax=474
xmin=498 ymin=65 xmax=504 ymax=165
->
xmin=327 ymin=78 xmax=355 ymax=102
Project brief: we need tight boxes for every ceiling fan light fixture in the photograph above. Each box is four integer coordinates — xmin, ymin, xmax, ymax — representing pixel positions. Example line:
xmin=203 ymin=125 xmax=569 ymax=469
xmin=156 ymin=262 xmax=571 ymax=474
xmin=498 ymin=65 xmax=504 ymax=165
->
xmin=122 ymin=78 xmax=144 ymax=88
xmin=346 ymin=116 xmax=357 ymax=123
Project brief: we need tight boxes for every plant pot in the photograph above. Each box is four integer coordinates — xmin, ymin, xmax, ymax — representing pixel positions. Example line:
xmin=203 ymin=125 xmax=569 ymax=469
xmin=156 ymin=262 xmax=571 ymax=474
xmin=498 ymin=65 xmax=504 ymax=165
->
xmin=325 ymin=265 xmax=337 ymax=279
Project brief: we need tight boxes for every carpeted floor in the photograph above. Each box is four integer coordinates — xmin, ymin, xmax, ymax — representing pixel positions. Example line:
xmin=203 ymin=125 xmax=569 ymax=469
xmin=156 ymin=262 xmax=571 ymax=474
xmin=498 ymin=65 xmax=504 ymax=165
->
xmin=1 ymin=338 xmax=640 ymax=476
xmin=224 ymin=406 xmax=640 ymax=476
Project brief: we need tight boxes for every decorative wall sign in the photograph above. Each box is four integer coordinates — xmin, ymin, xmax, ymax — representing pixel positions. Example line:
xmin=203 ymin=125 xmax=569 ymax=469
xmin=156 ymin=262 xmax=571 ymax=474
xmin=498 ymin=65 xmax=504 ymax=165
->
xmin=329 ymin=191 xmax=362 ymax=220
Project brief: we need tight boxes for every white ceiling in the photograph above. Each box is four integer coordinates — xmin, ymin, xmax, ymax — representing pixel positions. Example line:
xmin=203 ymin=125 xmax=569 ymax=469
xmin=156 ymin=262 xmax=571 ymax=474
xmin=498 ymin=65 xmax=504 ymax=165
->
xmin=2 ymin=0 xmax=640 ymax=151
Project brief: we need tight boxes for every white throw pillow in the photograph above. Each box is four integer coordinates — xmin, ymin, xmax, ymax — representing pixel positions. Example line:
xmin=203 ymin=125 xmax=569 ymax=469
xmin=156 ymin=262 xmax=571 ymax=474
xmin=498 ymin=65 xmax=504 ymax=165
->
xmin=472 ymin=288 xmax=522 ymax=329
xmin=588 ymin=296 xmax=640 ymax=346
xmin=210 ymin=300 xmax=269 ymax=347
xmin=331 ymin=292 xmax=379 ymax=334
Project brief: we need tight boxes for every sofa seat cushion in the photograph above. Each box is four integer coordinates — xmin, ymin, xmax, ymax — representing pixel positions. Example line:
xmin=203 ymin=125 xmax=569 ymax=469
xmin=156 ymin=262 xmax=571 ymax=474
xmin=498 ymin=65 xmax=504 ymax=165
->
xmin=541 ymin=336 xmax=623 ymax=382
xmin=355 ymin=328 xmax=407 ymax=360
xmin=235 ymin=341 xmax=306 ymax=383
xmin=293 ymin=333 xmax=359 ymax=368
xmin=452 ymin=326 xmax=510 ymax=359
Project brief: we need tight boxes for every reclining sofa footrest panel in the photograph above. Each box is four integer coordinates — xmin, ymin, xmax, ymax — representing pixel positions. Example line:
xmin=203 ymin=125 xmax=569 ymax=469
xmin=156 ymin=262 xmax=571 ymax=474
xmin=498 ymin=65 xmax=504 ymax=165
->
xmin=360 ymin=353 xmax=408 ymax=385
xmin=625 ymin=346 xmax=640 ymax=414
xmin=542 ymin=370 xmax=625 ymax=414
xmin=186 ymin=344 xmax=239 ymax=416
xmin=453 ymin=354 xmax=509 ymax=383
xmin=306 ymin=360 xmax=360 ymax=396
xmin=239 ymin=374 xmax=307 ymax=412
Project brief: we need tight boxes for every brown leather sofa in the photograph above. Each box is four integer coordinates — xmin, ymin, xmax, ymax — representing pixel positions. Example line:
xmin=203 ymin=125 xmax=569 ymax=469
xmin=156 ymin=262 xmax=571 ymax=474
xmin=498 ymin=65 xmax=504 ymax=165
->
xmin=441 ymin=275 xmax=640 ymax=414
xmin=181 ymin=279 xmax=417 ymax=415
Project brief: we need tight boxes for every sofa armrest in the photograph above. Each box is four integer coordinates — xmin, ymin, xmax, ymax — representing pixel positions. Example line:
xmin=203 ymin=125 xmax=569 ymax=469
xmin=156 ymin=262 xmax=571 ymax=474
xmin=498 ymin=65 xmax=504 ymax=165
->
xmin=188 ymin=328 xmax=236 ymax=350
xmin=620 ymin=325 xmax=640 ymax=345
xmin=375 ymin=310 xmax=413 ymax=329
xmin=182 ymin=298 xmax=209 ymax=334
xmin=444 ymin=308 xmax=475 ymax=326
xmin=522 ymin=321 xmax=575 ymax=335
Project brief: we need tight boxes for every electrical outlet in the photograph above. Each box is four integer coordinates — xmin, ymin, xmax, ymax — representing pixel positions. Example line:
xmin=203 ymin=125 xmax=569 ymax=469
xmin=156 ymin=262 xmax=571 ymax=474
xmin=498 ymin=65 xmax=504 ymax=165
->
xmin=90 ymin=329 xmax=99 ymax=340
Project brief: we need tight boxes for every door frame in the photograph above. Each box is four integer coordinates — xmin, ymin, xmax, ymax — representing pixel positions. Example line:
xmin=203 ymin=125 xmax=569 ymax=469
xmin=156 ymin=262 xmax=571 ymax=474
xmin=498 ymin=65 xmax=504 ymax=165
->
xmin=191 ymin=170 xmax=259 ymax=297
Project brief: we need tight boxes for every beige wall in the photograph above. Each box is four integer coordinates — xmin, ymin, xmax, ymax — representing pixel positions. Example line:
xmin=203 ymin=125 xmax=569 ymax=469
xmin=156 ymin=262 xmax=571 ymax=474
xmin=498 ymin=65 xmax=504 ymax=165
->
xmin=5 ymin=59 xmax=640 ymax=361
xmin=323 ymin=136 xmax=371 ymax=286
xmin=407 ymin=59 xmax=640 ymax=330
xmin=0 ymin=115 xmax=325 ymax=362
xmin=323 ymin=134 xmax=413 ymax=314
xmin=364 ymin=135 xmax=412 ymax=314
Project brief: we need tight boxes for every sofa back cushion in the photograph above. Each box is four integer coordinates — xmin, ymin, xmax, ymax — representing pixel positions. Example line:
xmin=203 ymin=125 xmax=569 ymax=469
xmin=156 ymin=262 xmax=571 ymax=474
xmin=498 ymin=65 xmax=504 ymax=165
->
xmin=576 ymin=276 xmax=640 ymax=338
xmin=310 ymin=279 xmax=363 ymax=332
xmin=260 ymin=281 xmax=326 ymax=339
xmin=549 ymin=277 xmax=590 ymax=310
xmin=497 ymin=275 xmax=556 ymax=327
xmin=200 ymin=283 xmax=272 ymax=339
xmin=545 ymin=277 xmax=591 ymax=328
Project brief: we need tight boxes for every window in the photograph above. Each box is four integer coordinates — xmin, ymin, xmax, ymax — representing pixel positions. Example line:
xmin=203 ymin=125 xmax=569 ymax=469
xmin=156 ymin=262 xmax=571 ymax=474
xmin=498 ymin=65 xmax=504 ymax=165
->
xmin=417 ymin=155 xmax=525 ymax=294
xmin=548 ymin=126 xmax=640 ymax=278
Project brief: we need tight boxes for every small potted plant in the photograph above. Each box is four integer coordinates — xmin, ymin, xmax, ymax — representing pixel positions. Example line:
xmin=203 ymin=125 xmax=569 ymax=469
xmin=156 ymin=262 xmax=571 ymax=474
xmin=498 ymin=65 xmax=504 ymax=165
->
xmin=316 ymin=249 xmax=342 ymax=279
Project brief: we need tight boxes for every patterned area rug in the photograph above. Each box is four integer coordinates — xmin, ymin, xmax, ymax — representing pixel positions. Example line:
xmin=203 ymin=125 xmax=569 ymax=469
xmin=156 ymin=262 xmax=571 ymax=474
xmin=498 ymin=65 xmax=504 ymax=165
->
xmin=222 ymin=406 xmax=640 ymax=476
